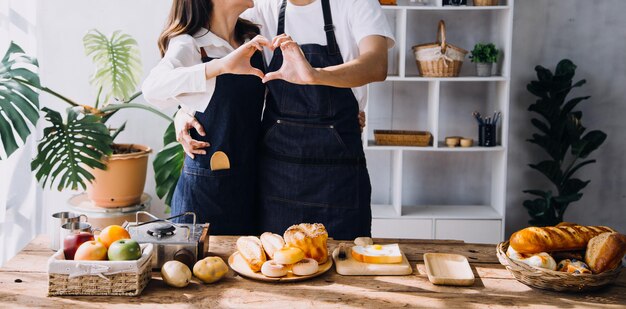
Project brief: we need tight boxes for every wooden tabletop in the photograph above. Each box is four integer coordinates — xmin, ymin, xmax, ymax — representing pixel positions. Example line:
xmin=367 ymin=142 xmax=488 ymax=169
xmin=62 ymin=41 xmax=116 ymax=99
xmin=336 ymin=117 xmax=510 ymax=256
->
xmin=0 ymin=235 xmax=624 ymax=308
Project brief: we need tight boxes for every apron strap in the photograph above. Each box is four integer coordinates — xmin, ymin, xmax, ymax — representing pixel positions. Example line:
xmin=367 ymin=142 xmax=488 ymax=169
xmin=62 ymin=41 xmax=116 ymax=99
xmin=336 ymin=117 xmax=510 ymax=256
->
xmin=276 ymin=0 xmax=340 ymax=55
xmin=321 ymin=0 xmax=339 ymax=55
xmin=200 ymin=47 xmax=211 ymax=63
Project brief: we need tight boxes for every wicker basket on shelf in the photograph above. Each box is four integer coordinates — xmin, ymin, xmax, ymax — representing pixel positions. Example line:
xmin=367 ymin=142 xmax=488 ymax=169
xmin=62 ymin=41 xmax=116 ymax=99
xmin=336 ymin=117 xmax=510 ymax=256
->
xmin=496 ymin=241 xmax=622 ymax=292
xmin=474 ymin=0 xmax=499 ymax=6
xmin=412 ymin=20 xmax=468 ymax=77
xmin=47 ymin=243 xmax=153 ymax=296
xmin=374 ymin=130 xmax=432 ymax=147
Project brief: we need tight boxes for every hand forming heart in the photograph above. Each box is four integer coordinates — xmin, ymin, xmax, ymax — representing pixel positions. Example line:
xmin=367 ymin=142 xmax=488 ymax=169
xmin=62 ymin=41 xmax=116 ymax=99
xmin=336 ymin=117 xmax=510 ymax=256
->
xmin=262 ymin=34 xmax=318 ymax=85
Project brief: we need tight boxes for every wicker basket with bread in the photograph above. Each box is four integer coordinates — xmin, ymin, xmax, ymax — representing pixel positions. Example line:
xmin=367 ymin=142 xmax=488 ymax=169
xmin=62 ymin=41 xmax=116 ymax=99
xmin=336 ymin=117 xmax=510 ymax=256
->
xmin=229 ymin=223 xmax=333 ymax=282
xmin=497 ymin=222 xmax=626 ymax=292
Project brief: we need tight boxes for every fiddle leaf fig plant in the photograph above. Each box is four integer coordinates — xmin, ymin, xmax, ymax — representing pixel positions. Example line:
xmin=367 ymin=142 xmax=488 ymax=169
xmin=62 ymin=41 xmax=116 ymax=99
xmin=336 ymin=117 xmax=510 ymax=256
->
xmin=523 ymin=59 xmax=607 ymax=226
xmin=154 ymin=122 xmax=185 ymax=208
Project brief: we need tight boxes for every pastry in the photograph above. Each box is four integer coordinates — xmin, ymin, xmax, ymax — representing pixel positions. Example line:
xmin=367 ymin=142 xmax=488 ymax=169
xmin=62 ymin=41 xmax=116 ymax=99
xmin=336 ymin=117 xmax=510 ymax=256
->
xmin=585 ymin=232 xmax=626 ymax=274
xmin=557 ymin=259 xmax=591 ymax=275
xmin=351 ymin=244 xmax=403 ymax=264
xmin=260 ymin=260 xmax=288 ymax=278
xmin=284 ymin=223 xmax=329 ymax=264
xmin=273 ymin=246 xmax=305 ymax=265
xmin=292 ymin=258 xmax=319 ymax=276
xmin=354 ymin=237 xmax=374 ymax=247
xmin=236 ymin=236 xmax=266 ymax=272
xmin=260 ymin=232 xmax=285 ymax=259
xmin=506 ymin=246 xmax=557 ymax=271
xmin=509 ymin=225 xmax=614 ymax=254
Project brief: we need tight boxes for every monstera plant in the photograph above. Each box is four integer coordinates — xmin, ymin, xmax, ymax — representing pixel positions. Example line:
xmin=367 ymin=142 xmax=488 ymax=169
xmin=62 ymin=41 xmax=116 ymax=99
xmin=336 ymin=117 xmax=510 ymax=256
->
xmin=523 ymin=59 xmax=607 ymax=226
xmin=0 ymin=31 xmax=181 ymax=209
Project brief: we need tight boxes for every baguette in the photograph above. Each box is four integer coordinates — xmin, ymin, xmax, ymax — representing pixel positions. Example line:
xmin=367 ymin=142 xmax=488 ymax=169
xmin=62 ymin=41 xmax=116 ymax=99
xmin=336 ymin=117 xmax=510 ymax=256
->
xmin=510 ymin=225 xmax=614 ymax=254
xmin=585 ymin=232 xmax=626 ymax=274
xmin=236 ymin=236 xmax=266 ymax=272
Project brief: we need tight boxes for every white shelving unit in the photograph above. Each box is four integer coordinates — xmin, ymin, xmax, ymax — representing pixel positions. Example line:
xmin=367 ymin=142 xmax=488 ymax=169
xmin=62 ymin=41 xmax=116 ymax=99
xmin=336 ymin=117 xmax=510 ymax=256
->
xmin=365 ymin=0 xmax=514 ymax=244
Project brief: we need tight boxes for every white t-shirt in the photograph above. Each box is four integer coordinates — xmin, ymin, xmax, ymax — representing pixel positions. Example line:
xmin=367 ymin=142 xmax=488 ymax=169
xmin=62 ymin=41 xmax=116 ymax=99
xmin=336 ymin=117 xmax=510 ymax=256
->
xmin=242 ymin=0 xmax=395 ymax=111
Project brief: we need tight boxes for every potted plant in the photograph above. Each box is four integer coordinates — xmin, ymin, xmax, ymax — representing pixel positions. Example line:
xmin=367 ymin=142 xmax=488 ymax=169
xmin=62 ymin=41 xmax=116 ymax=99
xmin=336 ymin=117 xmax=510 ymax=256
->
xmin=0 ymin=31 xmax=174 ymax=208
xmin=522 ymin=59 xmax=607 ymax=226
xmin=469 ymin=43 xmax=499 ymax=77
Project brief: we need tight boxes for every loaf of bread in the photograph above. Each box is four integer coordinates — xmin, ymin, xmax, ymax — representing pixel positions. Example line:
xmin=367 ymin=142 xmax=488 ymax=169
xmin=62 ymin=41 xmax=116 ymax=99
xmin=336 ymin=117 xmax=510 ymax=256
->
xmin=236 ymin=236 xmax=266 ymax=272
xmin=585 ymin=232 xmax=626 ymax=274
xmin=510 ymin=225 xmax=614 ymax=254
xmin=260 ymin=232 xmax=285 ymax=259
xmin=284 ymin=223 xmax=328 ymax=264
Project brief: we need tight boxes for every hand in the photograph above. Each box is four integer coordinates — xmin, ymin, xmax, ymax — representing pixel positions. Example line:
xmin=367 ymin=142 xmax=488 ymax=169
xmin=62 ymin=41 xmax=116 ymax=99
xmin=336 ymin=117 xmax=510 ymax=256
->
xmin=359 ymin=111 xmax=366 ymax=133
xmin=213 ymin=35 xmax=271 ymax=79
xmin=174 ymin=110 xmax=210 ymax=159
xmin=262 ymin=34 xmax=317 ymax=85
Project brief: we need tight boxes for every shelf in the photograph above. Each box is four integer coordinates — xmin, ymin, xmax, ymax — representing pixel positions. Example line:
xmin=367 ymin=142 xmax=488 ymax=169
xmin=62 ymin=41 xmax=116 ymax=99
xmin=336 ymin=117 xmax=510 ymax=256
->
xmin=366 ymin=140 xmax=505 ymax=152
xmin=372 ymin=204 xmax=503 ymax=220
xmin=386 ymin=76 xmax=509 ymax=82
xmin=382 ymin=5 xmax=510 ymax=11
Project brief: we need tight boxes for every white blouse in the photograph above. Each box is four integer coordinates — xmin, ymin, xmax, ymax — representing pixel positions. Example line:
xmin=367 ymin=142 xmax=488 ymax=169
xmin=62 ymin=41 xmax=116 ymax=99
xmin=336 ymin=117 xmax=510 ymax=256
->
xmin=142 ymin=28 xmax=236 ymax=113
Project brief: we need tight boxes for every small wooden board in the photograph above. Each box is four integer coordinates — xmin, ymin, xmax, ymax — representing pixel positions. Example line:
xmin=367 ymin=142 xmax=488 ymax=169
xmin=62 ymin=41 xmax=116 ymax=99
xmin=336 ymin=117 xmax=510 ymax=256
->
xmin=423 ymin=253 xmax=475 ymax=286
xmin=332 ymin=246 xmax=413 ymax=276
xmin=228 ymin=251 xmax=332 ymax=282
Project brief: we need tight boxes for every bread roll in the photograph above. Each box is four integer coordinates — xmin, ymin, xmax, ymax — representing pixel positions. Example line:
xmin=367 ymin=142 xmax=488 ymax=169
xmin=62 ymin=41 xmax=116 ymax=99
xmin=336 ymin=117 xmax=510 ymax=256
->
xmin=506 ymin=246 xmax=557 ymax=270
xmin=236 ymin=236 xmax=266 ymax=272
xmin=284 ymin=223 xmax=329 ymax=264
xmin=260 ymin=232 xmax=285 ymax=259
xmin=585 ymin=232 xmax=626 ymax=274
xmin=273 ymin=246 xmax=305 ymax=265
xmin=509 ymin=225 xmax=614 ymax=254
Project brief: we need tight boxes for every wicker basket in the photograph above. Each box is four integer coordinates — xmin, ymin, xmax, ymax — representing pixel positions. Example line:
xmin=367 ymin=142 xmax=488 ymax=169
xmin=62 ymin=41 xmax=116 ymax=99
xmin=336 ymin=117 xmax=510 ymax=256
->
xmin=412 ymin=20 xmax=468 ymax=77
xmin=47 ymin=243 xmax=153 ymax=296
xmin=474 ymin=0 xmax=499 ymax=6
xmin=379 ymin=0 xmax=397 ymax=5
xmin=374 ymin=130 xmax=432 ymax=147
xmin=496 ymin=241 xmax=622 ymax=292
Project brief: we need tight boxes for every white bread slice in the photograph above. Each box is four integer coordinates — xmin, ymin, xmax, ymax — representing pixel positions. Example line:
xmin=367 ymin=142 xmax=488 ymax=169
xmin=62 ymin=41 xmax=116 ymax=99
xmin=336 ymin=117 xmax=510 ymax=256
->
xmin=260 ymin=232 xmax=285 ymax=259
xmin=236 ymin=236 xmax=266 ymax=272
xmin=351 ymin=244 xmax=403 ymax=264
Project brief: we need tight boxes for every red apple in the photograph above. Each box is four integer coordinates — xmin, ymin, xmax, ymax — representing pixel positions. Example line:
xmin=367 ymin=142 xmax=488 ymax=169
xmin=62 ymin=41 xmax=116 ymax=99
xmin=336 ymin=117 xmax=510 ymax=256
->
xmin=63 ymin=232 xmax=95 ymax=260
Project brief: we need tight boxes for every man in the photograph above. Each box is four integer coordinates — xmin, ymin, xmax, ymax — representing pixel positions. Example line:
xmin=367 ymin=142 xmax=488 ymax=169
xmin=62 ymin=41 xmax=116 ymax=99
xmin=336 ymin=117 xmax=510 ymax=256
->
xmin=176 ymin=0 xmax=394 ymax=239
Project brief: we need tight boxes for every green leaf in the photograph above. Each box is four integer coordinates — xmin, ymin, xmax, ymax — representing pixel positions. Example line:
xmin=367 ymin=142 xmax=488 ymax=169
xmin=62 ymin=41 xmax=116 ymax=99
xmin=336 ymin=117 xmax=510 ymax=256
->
xmin=571 ymin=130 xmax=607 ymax=158
xmin=83 ymin=29 xmax=142 ymax=103
xmin=553 ymin=193 xmax=582 ymax=204
xmin=561 ymin=96 xmax=590 ymax=115
xmin=0 ymin=42 xmax=40 ymax=159
xmin=523 ymin=190 xmax=549 ymax=198
xmin=530 ymin=118 xmax=550 ymax=135
xmin=163 ymin=121 xmax=177 ymax=145
xmin=554 ymin=59 xmax=576 ymax=80
xmin=110 ymin=121 xmax=127 ymax=142
xmin=563 ymin=159 xmax=596 ymax=180
xmin=31 ymin=107 xmax=113 ymax=191
xmin=153 ymin=142 xmax=184 ymax=207
xmin=529 ymin=160 xmax=563 ymax=185
xmin=560 ymin=178 xmax=590 ymax=196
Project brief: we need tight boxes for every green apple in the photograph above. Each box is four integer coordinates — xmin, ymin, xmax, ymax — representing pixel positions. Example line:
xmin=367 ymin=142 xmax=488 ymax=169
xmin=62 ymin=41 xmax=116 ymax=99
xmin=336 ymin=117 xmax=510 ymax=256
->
xmin=107 ymin=239 xmax=142 ymax=261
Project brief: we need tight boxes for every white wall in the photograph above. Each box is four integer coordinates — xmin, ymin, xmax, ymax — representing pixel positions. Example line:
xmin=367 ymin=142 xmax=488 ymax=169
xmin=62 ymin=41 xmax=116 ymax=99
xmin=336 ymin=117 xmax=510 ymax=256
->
xmin=1 ymin=0 xmax=625 ymax=264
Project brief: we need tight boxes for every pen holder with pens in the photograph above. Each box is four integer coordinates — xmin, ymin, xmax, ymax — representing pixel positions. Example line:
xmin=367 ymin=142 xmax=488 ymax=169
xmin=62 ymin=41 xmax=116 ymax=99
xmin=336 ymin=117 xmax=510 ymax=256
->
xmin=478 ymin=123 xmax=496 ymax=147
xmin=473 ymin=110 xmax=500 ymax=147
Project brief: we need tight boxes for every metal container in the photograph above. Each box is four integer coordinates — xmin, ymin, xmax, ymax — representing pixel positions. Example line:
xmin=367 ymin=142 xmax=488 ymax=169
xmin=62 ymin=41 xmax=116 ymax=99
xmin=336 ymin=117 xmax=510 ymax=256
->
xmin=124 ymin=211 xmax=210 ymax=269
xmin=67 ymin=193 xmax=151 ymax=230
xmin=50 ymin=212 xmax=88 ymax=251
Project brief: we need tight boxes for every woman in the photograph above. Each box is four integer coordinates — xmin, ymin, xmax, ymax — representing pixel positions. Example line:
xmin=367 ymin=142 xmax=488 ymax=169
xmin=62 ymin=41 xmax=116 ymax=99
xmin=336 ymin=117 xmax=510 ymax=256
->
xmin=175 ymin=0 xmax=393 ymax=240
xmin=142 ymin=0 xmax=270 ymax=235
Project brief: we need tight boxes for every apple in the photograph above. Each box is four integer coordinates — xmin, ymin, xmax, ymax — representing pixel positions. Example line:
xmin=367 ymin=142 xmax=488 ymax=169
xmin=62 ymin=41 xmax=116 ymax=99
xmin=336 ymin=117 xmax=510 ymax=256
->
xmin=107 ymin=239 xmax=142 ymax=261
xmin=74 ymin=240 xmax=108 ymax=261
xmin=63 ymin=232 xmax=95 ymax=260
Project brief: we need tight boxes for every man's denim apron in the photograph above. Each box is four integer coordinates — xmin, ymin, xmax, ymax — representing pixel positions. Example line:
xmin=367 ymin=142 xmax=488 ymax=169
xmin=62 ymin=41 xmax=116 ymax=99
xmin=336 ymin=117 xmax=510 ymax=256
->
xmin=259 ymin=0 xmax=372 ymax=240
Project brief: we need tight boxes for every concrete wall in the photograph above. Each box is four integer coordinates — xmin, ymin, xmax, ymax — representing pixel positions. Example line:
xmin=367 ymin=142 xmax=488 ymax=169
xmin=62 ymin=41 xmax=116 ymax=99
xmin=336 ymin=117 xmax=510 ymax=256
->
xmin=1 ymin=0 xmax=625 ymax=264
xmin=506 ymin=0 xmax=626 ymax=235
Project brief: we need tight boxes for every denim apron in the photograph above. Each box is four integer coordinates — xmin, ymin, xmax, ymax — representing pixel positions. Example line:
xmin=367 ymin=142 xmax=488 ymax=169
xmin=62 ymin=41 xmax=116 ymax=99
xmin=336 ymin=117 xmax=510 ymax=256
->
xmin=171 ymin=48 xmax=265 ymax=235
xmin=259 ymin=0 xmax=372 ymax=240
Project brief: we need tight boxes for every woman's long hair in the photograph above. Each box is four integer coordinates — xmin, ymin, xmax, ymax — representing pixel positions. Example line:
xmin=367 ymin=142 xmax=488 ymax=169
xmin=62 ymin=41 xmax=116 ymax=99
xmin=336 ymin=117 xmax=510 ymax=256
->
xmin=158 ymin=0 xmax=259 ymax=57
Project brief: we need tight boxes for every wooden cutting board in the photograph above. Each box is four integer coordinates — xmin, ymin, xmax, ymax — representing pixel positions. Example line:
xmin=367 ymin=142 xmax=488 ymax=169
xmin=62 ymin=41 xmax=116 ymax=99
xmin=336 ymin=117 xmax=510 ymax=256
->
xmin=332 ymin=246 xmax=413 ymax=276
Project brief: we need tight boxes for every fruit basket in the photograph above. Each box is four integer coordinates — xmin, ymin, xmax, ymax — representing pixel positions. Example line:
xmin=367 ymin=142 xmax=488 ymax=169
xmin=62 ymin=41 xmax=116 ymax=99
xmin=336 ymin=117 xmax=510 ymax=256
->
xmin=47 ymin=243 xmax=153 ymax=296
xmin=496 ymin=241 xmax=622 ymax=292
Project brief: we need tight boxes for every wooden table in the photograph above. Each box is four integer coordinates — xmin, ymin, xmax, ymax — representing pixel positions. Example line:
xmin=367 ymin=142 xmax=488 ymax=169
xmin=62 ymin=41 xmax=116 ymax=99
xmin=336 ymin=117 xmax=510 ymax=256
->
xmin=1 ymin=235 xmax=625 ymax=308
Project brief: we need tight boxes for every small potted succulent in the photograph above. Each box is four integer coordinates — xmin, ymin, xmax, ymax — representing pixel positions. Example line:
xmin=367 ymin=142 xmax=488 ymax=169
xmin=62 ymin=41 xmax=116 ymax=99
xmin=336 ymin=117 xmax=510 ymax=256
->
xmin=469 ymin=43 xmax=499 ymax=77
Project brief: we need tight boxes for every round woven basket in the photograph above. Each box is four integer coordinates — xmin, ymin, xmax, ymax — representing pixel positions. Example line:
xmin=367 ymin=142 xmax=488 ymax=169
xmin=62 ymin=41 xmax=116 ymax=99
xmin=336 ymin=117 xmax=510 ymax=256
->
xmin=412 ymin=20 xmax=468 ymax=77
xmin=474 ymin=0 xmax=499 ymax=6
xmin=496 ymin=241 xmax=622 ymax=292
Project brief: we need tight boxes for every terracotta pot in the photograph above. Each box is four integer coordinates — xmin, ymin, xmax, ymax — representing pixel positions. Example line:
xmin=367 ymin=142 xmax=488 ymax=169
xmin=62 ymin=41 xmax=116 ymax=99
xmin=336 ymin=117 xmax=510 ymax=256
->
xmin=86 ymin=144 xmax=152 ymax=208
